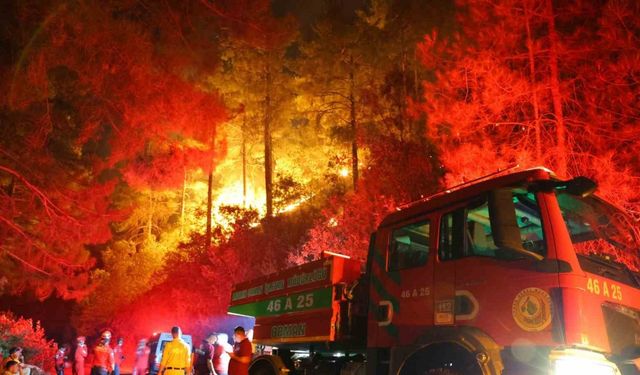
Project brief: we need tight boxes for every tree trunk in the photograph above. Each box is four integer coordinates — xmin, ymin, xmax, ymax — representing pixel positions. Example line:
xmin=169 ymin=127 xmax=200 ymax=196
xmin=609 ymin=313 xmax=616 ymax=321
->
xmin=413 ymin=47 xmax=427 ymax=147
xmin=205 ymin=167 xmax=213 ymax=248
xmin=206 ymin=167 xmax=214 ymax=246
xmin=400 ymin=26 xmax=408 ymax=141
xmin=147 ymin=192 xmax=154 ymax=242
xmin=524 ymin=0 xmax=542 ymax=161
xmin=180 ymin=167 xmax=187 ymax=239
xmin=546 ymin=0 xmax=567 ymax=177
xmin=242 ymin=112 xmax=247 ymax=209
xmin=264 ymin=57 xmax=274 ymax=217
xmin=413 ymin=48 xmax=419 ymax=100
xmin=349 ymin=55 xmax=359 ymax=191
xmin=205 ymin=121 xmax=218 ymax=248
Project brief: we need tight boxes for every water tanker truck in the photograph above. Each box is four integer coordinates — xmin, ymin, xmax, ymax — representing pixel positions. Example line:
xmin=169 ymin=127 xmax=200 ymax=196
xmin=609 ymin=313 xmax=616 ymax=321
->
xmin=228 ymin=167 xmax=640 ymax=375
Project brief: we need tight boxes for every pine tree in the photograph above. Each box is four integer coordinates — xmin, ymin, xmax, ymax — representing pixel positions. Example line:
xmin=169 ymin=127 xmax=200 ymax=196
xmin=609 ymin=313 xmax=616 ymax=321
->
xmin=295 ymin=14 xmax=380 ymax=191
xmin=0 ymin=0 xmax=227 ymax=299
xmin=203 ymin=0 xmax=297 ymax=219
xmin=417 ymin=0 xmax=640 ymax=267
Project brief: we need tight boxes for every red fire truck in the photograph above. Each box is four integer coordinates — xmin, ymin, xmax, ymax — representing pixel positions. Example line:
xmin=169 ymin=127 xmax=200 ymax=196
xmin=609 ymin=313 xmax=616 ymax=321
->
xmin=228 ymin=167 xmax=640 ymax=375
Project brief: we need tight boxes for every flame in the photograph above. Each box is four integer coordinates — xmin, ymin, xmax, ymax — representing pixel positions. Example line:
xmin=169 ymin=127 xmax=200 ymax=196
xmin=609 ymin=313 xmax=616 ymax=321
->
xmin=276 ymin=196 xmax=310 ymax=214
xmin=214 ymin=181 xmax=264 ymax=213
xmin=327 ymin=217 xmax=338 ymax=227
xmin=186 ymin=177 xmax=310 ymax=238
xmin=185 ymin=180 xmax=263 ymax=237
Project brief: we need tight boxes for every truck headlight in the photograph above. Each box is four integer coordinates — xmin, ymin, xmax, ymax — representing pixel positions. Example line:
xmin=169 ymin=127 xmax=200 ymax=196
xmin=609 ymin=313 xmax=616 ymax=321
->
xmin=554 ymin=357 xmax=617 ymax=375
xmin=550 ymin=348 xmax=619 ymax=375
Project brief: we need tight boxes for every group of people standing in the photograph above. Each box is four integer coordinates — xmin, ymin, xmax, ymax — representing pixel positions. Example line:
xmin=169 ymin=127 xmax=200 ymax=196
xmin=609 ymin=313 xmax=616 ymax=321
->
xmin=192 ymin=332 xmax=230 ymax=375
xmin=160 ymin=326 xmax=252 ymax=375
xmin=54 ymin=330 xmax=125 ymax=375
xmin=7 ymin=325 xmax=252 ymax=375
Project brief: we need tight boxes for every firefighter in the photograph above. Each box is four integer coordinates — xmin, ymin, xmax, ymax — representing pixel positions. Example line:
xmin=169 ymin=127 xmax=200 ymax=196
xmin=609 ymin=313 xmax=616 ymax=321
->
xmin=54 ymin=346 xmax=67 ymax=375
xmin=113 ymin=338 xmax=124 ymax=375
xmin=193 ymin=338 xmax=213 ymax=375
xmin=226 ymin=327 xmax=252 ymax=375
xmin=212 ymin=334 xmax=231 ymax=375
xmin=74 ymin=337 xmax=88 ymax=375
xmin=157 ymin=327 xmax=191 ymax=375
xmin=132 ymin=339 xmax=150 ymax=375
xmin=90 ymin=331 xmax=114 ymax=375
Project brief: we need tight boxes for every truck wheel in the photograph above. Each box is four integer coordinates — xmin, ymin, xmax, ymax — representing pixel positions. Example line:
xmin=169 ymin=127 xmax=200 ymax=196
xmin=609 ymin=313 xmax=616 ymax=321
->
xmin=399 ymin=343 xmax=484 ymax=375
xmin=249 ymin=365 xmax=275 ymax=375
xmin=249 ymin=361 xmax=276 ymax=375
xmin=249 ymin=356 xmax=288 ymax=375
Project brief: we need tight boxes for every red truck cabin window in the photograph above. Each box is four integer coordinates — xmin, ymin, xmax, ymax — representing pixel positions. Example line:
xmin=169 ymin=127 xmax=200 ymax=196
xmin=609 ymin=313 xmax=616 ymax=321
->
xmin=439 ymin=188 xmax=547 ymax=261
xmin=388 ymin=220 xmax=430 ymax=271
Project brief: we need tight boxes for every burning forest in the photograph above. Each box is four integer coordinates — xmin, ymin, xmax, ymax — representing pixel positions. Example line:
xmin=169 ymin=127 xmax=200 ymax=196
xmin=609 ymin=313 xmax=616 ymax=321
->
xmin=1 ymin=1 xmax=640 ymax=374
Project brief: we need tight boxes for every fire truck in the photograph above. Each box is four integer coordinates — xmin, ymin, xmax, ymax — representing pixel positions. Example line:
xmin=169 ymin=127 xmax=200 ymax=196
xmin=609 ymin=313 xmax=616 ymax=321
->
xmin=228 ymin=167 xmax=640 ymax=375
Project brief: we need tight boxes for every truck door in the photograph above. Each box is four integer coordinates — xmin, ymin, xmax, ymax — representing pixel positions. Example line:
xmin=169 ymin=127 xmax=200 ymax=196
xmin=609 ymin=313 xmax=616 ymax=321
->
xmin=435 ymin=189 xmax=560 ymax=346
xmin=433 ymin=208 xmax=464 ymax=327
xmin=370 ymin=217 xmax=435 ymax=347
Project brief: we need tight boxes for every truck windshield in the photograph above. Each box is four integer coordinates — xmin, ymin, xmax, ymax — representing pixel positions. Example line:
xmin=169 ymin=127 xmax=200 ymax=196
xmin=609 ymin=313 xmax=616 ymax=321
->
xmin=556 ymin=192 xmax=640 ymax=275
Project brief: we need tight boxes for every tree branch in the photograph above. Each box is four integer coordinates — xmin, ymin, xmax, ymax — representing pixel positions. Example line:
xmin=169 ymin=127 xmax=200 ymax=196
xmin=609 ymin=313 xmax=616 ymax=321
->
xmin=2 ymin=247 xmax=52 ymax=276
xmin=0 ymin=165 xmax=79 ymax=224
xmin=0 ymin=214 xmax=88 ymax=270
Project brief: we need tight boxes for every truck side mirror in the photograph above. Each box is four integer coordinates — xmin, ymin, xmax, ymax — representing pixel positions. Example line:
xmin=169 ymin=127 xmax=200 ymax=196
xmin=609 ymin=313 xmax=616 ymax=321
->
xmin=488 ymin=189 xmax=543 ymax=261
xmin=565 ymin=176 xmax=597 ymax=198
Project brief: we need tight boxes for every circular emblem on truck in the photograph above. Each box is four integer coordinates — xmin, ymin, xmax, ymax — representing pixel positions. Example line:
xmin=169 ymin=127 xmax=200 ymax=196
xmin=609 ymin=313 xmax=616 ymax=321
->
xmin=512 ymin=288 xmax=552 ymax=332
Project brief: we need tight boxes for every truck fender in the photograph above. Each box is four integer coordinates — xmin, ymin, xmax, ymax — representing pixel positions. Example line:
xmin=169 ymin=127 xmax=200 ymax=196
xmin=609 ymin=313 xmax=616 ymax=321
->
xmin=249 ymin=355 xmax=289 ymax=375
xmin=394 ymin=326 xmax=504 ymax=375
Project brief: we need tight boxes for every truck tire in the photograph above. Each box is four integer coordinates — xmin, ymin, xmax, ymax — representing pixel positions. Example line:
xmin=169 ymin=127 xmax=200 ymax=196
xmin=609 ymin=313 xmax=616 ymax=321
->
xmin=399 ymin=343 xmax=484 ymax=375
xmin=249 ymin=355 xmax=288 ymax=375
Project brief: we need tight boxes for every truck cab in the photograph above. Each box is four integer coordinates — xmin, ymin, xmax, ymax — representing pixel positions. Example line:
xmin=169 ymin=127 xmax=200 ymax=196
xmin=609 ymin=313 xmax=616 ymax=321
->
xmin=229 ymin=167 xmax=640 ymax=375
xmin=369 ymin=167 xmax=639 ymax=375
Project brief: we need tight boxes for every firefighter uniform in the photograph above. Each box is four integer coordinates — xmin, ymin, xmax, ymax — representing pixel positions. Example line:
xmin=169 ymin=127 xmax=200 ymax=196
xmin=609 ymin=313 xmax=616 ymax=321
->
xmin=75 ymin=337 xmax=88 ymax=375
xmin=91 ymin=331 xmax=114 ymax=375
xmin=159 ymin=338 xmax=191 ymax=375
xmin=90 ymin=344 xmax=114 ymax=375
xmin=54 ymin=348 xmax=66 ymax=375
